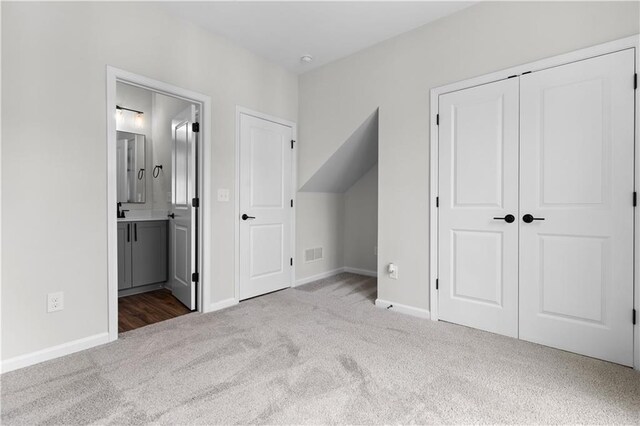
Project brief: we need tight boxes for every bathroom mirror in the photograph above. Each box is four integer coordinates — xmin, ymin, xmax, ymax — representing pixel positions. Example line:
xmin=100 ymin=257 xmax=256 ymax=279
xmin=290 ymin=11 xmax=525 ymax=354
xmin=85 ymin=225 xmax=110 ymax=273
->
xmin=116 ymin=131 xmax=146 ymax=203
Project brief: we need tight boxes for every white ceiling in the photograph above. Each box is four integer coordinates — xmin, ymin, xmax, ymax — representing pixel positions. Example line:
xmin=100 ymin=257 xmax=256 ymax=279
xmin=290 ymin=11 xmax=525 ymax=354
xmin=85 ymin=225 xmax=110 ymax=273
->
xmin=300 ymin=110 xmax=378 ymax=193
xmin=162 ymin=2 xmax=476 ymax=74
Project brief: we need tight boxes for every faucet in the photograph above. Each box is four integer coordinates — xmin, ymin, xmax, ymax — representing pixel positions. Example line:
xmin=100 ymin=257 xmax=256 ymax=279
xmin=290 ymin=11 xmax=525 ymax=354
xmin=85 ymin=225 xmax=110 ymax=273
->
xmin=117 ymin=202 xmax=129 ymax=219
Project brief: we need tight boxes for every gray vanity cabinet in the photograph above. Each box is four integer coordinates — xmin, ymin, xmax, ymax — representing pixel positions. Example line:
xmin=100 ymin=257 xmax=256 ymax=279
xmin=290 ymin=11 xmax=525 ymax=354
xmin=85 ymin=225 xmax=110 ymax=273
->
xmin=117 ymin=223 xmax=133 ymax=290
xmin=131 ymin=221 xmax=168 ymax=286
xmin=118 ymin=220 xmax=167 ymax=290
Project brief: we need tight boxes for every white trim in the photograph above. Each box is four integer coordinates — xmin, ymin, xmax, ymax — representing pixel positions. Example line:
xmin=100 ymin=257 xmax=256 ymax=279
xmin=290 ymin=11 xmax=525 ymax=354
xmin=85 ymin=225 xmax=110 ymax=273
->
xmin=344 ymin=266 xmax=377 ymax=277
xmin=633 ymin=36 xmax=640 ymax=371
xmin=429 ymin=35 xmax=640 ymax=370
xmin=295 ymin=267 xmax=346 ymax=287
xmin=234 ymin=106 xmax=297 ymax=301
xmin=375 ymin=299 xmax=431 ymax=320
xmin=1 ymin=333 xmax=110 ymax=374
xmin=106 ymin=66 xmax=213 ymax=344
xmin=209 ymin=298 xmax=239 ymax=312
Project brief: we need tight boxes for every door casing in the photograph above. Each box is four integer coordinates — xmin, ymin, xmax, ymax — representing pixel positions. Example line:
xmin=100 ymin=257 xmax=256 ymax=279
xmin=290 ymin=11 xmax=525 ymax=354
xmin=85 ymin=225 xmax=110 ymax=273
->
xmin=106 ymin=66 xmax=213 ymax=342
xmin=429 ymin=34 xmax=640 ymax=370
xmin=235 ymin=107 xmax=297 ymax=302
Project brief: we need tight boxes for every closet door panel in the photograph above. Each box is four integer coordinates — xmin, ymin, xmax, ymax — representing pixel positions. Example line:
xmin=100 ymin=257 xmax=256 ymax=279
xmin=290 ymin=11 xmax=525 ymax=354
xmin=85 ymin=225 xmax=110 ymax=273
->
xmin=438 ymin=78 xmax=520 ymax=337
xmin=519 ymin=49 xmax=635 ymax=366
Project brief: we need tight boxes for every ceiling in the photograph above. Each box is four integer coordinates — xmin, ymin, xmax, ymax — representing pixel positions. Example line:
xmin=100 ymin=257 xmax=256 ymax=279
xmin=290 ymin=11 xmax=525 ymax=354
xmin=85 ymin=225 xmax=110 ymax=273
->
xmin=300 ymin=110 xmax=378 ymax=192
xmin=162 ymin=2 xmax=476 ymax=74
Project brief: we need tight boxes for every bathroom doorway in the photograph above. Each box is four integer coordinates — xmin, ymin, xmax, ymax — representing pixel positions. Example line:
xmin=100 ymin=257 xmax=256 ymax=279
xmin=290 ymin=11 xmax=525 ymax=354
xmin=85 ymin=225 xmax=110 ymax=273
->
xmin=106 ymin=67 xmax=212 ymax=338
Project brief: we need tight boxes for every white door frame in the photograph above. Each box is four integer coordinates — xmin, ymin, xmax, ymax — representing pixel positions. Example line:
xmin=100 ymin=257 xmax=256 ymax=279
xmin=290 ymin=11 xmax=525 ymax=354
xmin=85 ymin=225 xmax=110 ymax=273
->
xmin=106 ymin=66 xmax=213 ymax=342
xmin=235 ymin=106 xmax=297 ymax=301
xmin=429 ymin=34 xmax=640 ymax=369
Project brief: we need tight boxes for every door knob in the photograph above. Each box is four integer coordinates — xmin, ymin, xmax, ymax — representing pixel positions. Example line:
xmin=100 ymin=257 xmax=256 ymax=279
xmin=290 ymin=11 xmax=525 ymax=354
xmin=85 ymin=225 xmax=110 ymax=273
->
xmin=168 ymin=213 xmax=175 ymax=219
xmin=522 ymin=214 xmax=545 ymax=223
xmin=242 ymin=214 xmax=256 ymax=221
xmin=493 ymin=214 xmax=515 ymax=223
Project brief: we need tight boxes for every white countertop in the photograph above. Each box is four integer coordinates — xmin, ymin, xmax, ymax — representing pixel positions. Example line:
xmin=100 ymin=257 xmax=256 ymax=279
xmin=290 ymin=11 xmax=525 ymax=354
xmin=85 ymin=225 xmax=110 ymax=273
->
xmin=117 ymin=210 xmax=169 ymax=222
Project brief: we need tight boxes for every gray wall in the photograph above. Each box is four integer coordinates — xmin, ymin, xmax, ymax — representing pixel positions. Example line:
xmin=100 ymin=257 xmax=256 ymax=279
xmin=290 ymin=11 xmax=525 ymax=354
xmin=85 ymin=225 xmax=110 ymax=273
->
xmin=2 ymin=0 xmax=638 ymax=364
xmin=116 ymin=82 xmax=154 ymax=211
xmin=295 ymin=164 xmax=378 ymax=282
xmin=1 ymin=2 xmax=297 ymax=361
xmin=295 ymin=193 xmax=345 ymax=281
xmin=298 ymin=1 xmax=640 ymax=311
xmin=344 ymin=165 xmax=378 ymax=273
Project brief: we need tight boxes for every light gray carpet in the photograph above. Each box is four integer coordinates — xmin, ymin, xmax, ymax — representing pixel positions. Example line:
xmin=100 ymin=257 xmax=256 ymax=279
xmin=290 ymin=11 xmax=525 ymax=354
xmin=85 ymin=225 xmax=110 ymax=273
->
xmin=2 ymin=273 xmax=639 ymax=424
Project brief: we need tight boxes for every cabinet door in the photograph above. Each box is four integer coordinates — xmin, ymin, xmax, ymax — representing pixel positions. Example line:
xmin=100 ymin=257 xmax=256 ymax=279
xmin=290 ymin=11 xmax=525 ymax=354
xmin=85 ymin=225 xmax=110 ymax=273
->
xmin=519 ymin=49 xmax=634 ymax=366
xmin=132 ymin=221 xmax=168 ymax=286
xmin=117 ymin=223 xmax=132 ymax=289
xmin=438 ymin=78 xmax=520 ymax=338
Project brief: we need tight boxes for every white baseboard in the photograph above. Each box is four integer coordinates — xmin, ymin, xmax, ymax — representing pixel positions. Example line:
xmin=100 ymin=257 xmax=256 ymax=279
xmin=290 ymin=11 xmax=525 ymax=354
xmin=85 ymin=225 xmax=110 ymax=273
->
xmin=208 ymin=298 xmax=238 ymax=312
xmin=295 ymin=267 xmax=346 ymax=286
xmin=375 ymin=298 xmax=431 ymax=319
xmin=1 ymin=332 xmax=110 ymax=374
xmin=344 ymin=267 xmax=377 ymax=277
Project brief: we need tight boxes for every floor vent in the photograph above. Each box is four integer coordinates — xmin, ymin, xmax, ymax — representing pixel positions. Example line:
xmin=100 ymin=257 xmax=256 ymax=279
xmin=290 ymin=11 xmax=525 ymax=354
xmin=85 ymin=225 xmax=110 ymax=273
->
xmin=305 ymin=247 xmax=324 ymax=262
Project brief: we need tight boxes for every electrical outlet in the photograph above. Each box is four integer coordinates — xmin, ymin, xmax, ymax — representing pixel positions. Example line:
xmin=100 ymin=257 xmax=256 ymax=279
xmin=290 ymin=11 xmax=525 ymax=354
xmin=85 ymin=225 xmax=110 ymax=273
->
xmin=47 ymin=292 xmax=64 ymax=313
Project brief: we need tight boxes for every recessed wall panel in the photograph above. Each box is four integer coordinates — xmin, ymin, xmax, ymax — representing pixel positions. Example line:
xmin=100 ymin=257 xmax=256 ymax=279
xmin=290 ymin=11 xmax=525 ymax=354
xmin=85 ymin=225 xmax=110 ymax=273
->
xmin=174 ymin=225 xmax=189 ymax=285
xmin=250 ymin=224 xmax=283 ymax=278
xmin=540 ymin=235 xmax=606 ymax=323
xmin=174 ymin=122 xmax=189 ymax=207
xmin=451 ymin=230 xmax=503 ymax=306
xmin=453 ymin=97 xmax=503 ymax=207
xmin=251 ymin=128 xmax=283 ymax=208
xmin=541 ymin=78 xmax=606 ymax=206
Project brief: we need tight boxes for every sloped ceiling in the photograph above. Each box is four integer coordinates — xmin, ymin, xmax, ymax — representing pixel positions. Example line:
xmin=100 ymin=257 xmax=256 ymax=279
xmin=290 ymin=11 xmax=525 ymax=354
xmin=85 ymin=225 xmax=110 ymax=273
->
xmin=300 ymin=110 xmax=378 ymax=193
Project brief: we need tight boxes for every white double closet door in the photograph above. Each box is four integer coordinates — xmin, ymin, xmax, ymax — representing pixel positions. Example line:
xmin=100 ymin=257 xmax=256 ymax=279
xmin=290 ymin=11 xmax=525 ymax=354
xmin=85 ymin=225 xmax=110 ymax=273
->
xmin=438 ymin=49 xmax=635 ymax=366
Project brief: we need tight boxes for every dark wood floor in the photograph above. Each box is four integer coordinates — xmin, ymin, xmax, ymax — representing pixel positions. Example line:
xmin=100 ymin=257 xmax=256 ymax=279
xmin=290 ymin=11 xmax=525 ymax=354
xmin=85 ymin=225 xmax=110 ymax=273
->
xmin=118 ymin=289 xmax=192 ymax=333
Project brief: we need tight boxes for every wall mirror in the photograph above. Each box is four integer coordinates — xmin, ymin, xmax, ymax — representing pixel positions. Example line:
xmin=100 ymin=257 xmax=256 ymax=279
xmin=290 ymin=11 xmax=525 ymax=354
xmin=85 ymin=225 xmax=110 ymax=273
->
xmin=116 ymin=131 xmax=146 ymax=203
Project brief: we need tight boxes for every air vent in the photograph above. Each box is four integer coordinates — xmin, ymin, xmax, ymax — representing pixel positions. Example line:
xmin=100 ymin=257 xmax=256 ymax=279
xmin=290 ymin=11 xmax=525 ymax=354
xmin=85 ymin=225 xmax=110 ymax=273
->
xmin=305 ymin=249 xmax=314 ymax=262
xmin=305 ymin=247 xmax=324 ymax=263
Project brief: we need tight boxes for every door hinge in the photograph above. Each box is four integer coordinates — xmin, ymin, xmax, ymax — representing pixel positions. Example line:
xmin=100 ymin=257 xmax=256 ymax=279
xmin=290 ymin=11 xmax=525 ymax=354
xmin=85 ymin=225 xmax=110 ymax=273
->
xmin=635 ymin=73 xmax=637 ymax=90
xmin=436 ymin=196 xmax=439 ymax=208
xmin=633 ymin=309 xmax=636 ymax=325
xmin=436 ymin=278 xmax=439 ymax=290
xmin=192 ymin=197 xmax=200 ymax=208
xmin=436 ymin=114 xmax=439 ymax=126
xmin=192 ymin=122 xmax=200 ymax=133
xmin=191 ymin=272 xmax=199 ymax=282
xmin=633 ymin=192 xmax=637 ymax=207
xmin=290 ymin=199 xmax=293 ymax=207
xmin=291 ymin=140 xmax=295 ymax=149
xmin=290 ymin=258 xmax=293 ymax=266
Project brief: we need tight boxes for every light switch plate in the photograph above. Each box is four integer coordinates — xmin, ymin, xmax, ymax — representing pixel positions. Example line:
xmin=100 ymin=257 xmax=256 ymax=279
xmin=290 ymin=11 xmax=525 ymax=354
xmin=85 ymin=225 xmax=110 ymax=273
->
xmin=217 ymin=189 xmax=230 ymax=202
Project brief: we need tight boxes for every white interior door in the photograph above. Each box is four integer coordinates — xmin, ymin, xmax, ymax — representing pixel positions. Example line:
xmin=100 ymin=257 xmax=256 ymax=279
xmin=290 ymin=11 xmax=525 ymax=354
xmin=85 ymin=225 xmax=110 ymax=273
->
xmin=239 ymin=113 xmax=293 ymax=300
xmin=170 ymin=105 xmax=197 ymax=310
xmin=519 ymin=49 xmax=635 ymax=366
xmin=438 ymin=78 xmax=520 ymax=337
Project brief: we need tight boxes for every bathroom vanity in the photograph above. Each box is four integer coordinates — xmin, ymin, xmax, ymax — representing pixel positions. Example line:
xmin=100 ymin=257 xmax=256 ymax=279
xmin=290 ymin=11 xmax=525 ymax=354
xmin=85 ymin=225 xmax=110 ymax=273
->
xmin=117 ymin=218 xmax=168 ymax=293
